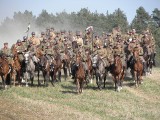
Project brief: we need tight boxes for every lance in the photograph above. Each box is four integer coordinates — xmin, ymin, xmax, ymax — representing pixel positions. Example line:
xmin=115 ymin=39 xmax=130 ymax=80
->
xmin=25 ymin=23 xmax=30 ymax=39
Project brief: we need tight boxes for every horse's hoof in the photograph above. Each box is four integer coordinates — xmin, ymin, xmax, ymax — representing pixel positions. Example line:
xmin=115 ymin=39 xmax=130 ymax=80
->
xmin=140 ymin=81 xmax=143 ymax=84
xmin=120 ymin=87 xmax=122 ymax=90
xmin=90 ymin=79 xmax=93 ymax=84
xmin=5 ymin=85 xmax=8 ymax=89
xmin=117 ymin=88 xmax=120 ymax=92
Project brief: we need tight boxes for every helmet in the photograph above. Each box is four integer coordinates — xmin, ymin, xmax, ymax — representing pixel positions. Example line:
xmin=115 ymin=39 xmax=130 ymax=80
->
xmin=4 ymin=42 xmax=8 ymax=45
xmin=23 ymin=36 xmax=27 ymax=40
xmin=32 ymin=32 xmax=35 ymax=35
xmin=51 ymin=27 xmax=54 ymax=30
xmin=41 ymin=32 xmax=45 ymax=35
xmin=76 ymin=31 xmax=80 ymax=36
xmin=17 ymin=39 xmax=21 ymax=43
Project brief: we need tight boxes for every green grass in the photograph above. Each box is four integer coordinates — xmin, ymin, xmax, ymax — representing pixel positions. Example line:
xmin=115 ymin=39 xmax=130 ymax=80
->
xmin=0 ymin=68 xmax=160 ymax=120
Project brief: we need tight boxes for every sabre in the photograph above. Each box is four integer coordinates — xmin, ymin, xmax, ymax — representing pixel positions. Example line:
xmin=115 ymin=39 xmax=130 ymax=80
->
xmin=86 ymin=26 xmax=94 ymax=54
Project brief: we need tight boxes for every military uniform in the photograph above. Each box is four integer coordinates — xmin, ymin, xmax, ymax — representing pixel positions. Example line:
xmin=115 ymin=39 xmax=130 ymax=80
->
xmin=15 ymin=43 xmax=25 ymax=62
xmin=0 ymin=45 xmax=12 ymax=64
xmin=45 ymin=44 xmax=54 ymax=60
xmin=29 ymin=36 xmax=40 ymax=46
xmin=97 ymin=46 xmax=108 ymax=67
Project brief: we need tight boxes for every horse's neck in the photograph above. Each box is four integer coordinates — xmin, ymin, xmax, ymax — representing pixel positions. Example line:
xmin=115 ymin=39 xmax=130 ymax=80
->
xmin=77 ymin=62 xmax=85 ymax=75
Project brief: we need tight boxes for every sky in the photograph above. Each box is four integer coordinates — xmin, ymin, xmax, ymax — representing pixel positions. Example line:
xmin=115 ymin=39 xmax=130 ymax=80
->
xmin=0 ymin=0 xmax=160 ymax=24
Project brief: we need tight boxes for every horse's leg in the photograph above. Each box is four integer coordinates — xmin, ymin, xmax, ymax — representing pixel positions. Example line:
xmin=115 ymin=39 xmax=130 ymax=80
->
xmin=114 ymin=79 xmax=117 ymax=91
xmin=42 ymin=71 xmax=46 ymax=86
xmin=25 ymin=72 xmax=29 ymax=87
xmin=1 ymin=75 xmax=5 ymax=89
xmin=80 ymin=80 xmax=84 ymax=93
xmin=13 ymin=73 xmax=16 ymax=86
xmin=54 ymin=69 xmax=58 ymax=82
xmin=140 ymin=71 xmax=143 ymax=84
xmin=50 ymin=71 xmax=54 ymax=87
xmin=58 ymin=69 xmax=61 ymax=82
xmin=134 ymin=71 xmax=138 ymax=87
xmin=96 ymin=73 xmax=99 ymax=89
xmin=117 ymin=76 xmax=121 ymax=92
xmin=76 ymin=79 xmax=80 ymax=94
xmin=63 ymin=66 xmax=67 ymax=81
xmin=68 ymin=63 xmax=71 ymax=76
xmin=37 ymin=69 xmax=40 ymax=86
xmin=46 ymin=72 xmax=49 ymax=87
xmin=30 ymin=71 xmax=34 ymax=86
xmin=104 ymin=73 xmax=106 ymax=88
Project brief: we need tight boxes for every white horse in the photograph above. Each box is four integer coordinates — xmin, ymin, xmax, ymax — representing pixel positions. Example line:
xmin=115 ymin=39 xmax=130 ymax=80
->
xmin=22 ymin=51 xmax=36 ymax=87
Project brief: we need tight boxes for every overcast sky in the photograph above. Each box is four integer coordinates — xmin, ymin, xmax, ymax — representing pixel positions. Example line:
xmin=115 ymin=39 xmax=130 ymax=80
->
xmin=0 ymin=0 xmax=160 ymax=24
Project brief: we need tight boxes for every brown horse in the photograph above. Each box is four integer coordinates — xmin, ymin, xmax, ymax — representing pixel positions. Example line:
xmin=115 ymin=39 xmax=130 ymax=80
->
xmin=110 ymin=55 xmax=125 ymax=92
xmin=132 ymin=51 xmax=143 ymax=87
xmin=11 ymin=45 xmax=21 ymax=86
xmin=11 ymin=55 xmax=21 ymax=86
xmin=75 ymin=53 xmax=85 ymax=94
xmin=36 ymin=48 xmax=54 ymax=86
xmin=0 ymin=56 xmax=11 ymax=89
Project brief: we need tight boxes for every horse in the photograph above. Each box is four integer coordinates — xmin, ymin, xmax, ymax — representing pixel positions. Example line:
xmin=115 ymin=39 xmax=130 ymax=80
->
xmin=53 ymin=52 xmax=62 ymax=82
xmin=38 ymin=54 xmax=55 ymax=87
xmin=92 ymin=55 xmax=107 ymax=90
xmin=0 ymin=55 xmax=11 ymax=89
xmin=110 ymin=55 xmax=125 ymax=92
xmin=132 ymin=51 xmax=143 ymax=87
xmin=62 ymin=48 xmax=72 ymax=81
xmin=75 ymin=53 xmax=85 ymax=94
xmin=22 ymin=51 xmax=35 ymax=87
xmin=85 ymin=53 xmax=93 ymax=84
xmin=11 ymin=55 xmax=21 ymax=86
xmin=11 ymin=44 xmax=21 ymax=86
xmin=146 ymin=52 xmax=154 ymax=75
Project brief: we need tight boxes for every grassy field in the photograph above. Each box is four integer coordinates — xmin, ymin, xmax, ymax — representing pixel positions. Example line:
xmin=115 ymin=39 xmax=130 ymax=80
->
xmin=0 ymin=68 xmax=160 ymax=120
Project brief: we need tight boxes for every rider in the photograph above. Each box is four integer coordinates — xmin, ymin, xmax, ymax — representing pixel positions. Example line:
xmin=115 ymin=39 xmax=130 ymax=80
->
xmin=0 ymin=42 xmax=12 ymax=65
xmin=29 ymin=32 xmax=40 ymax=46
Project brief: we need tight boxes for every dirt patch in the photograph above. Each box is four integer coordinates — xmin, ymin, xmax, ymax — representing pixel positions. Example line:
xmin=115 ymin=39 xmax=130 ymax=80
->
xmin=0 ymin=96 xmax=101 ymax=120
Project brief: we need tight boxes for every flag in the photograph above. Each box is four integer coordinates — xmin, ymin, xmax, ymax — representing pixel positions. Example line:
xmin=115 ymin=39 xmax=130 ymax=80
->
xmin=86 ymin=26 xmax=93 ymax=32
xmin=25 ymin=23 xmax=30 ymax=33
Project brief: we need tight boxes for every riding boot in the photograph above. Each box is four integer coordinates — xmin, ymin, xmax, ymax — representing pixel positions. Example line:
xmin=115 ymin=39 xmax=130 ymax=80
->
xmin=71 ymin=64 xmax=76 ymax=79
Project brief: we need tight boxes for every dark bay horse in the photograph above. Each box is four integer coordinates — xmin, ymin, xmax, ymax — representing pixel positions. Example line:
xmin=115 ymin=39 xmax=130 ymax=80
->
xmin=92 ymin=55 xmax=107 ymax=90
xmin=85 ymin=53 xmax=93 ymax=84
xmin=39 ymin=55 xmax=54 ymax=87
xmin=0 ymin=56 xmax=11 ymax=89
xmin=75 ymin=53 xmax=85 ymax=94
xmin=132 ymin=51 xmax=143 ymax=87
xmin=110 ymin=55 xmax=125 ymax=92
xmin=35 ymin=48 xmax=55 ymax=87
xmin=145 ymin=52 xmax=154 ymax=75
xmin=53 ymin=52 xmax=62 ymax=82
xmin=62 ymin=48 xmax=72 ymax=80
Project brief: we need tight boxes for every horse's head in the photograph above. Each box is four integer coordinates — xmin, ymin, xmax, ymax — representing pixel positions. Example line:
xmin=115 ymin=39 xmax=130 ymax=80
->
xmin=92 ymin=55 xmax=98 ymax=68
xmin=114 ymin=55 xmax=121 ymax=67
xmin=23 ymin=51 xmax=31 ymax=63
xmin=76 ymin=53 xmax=82 ymax=67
